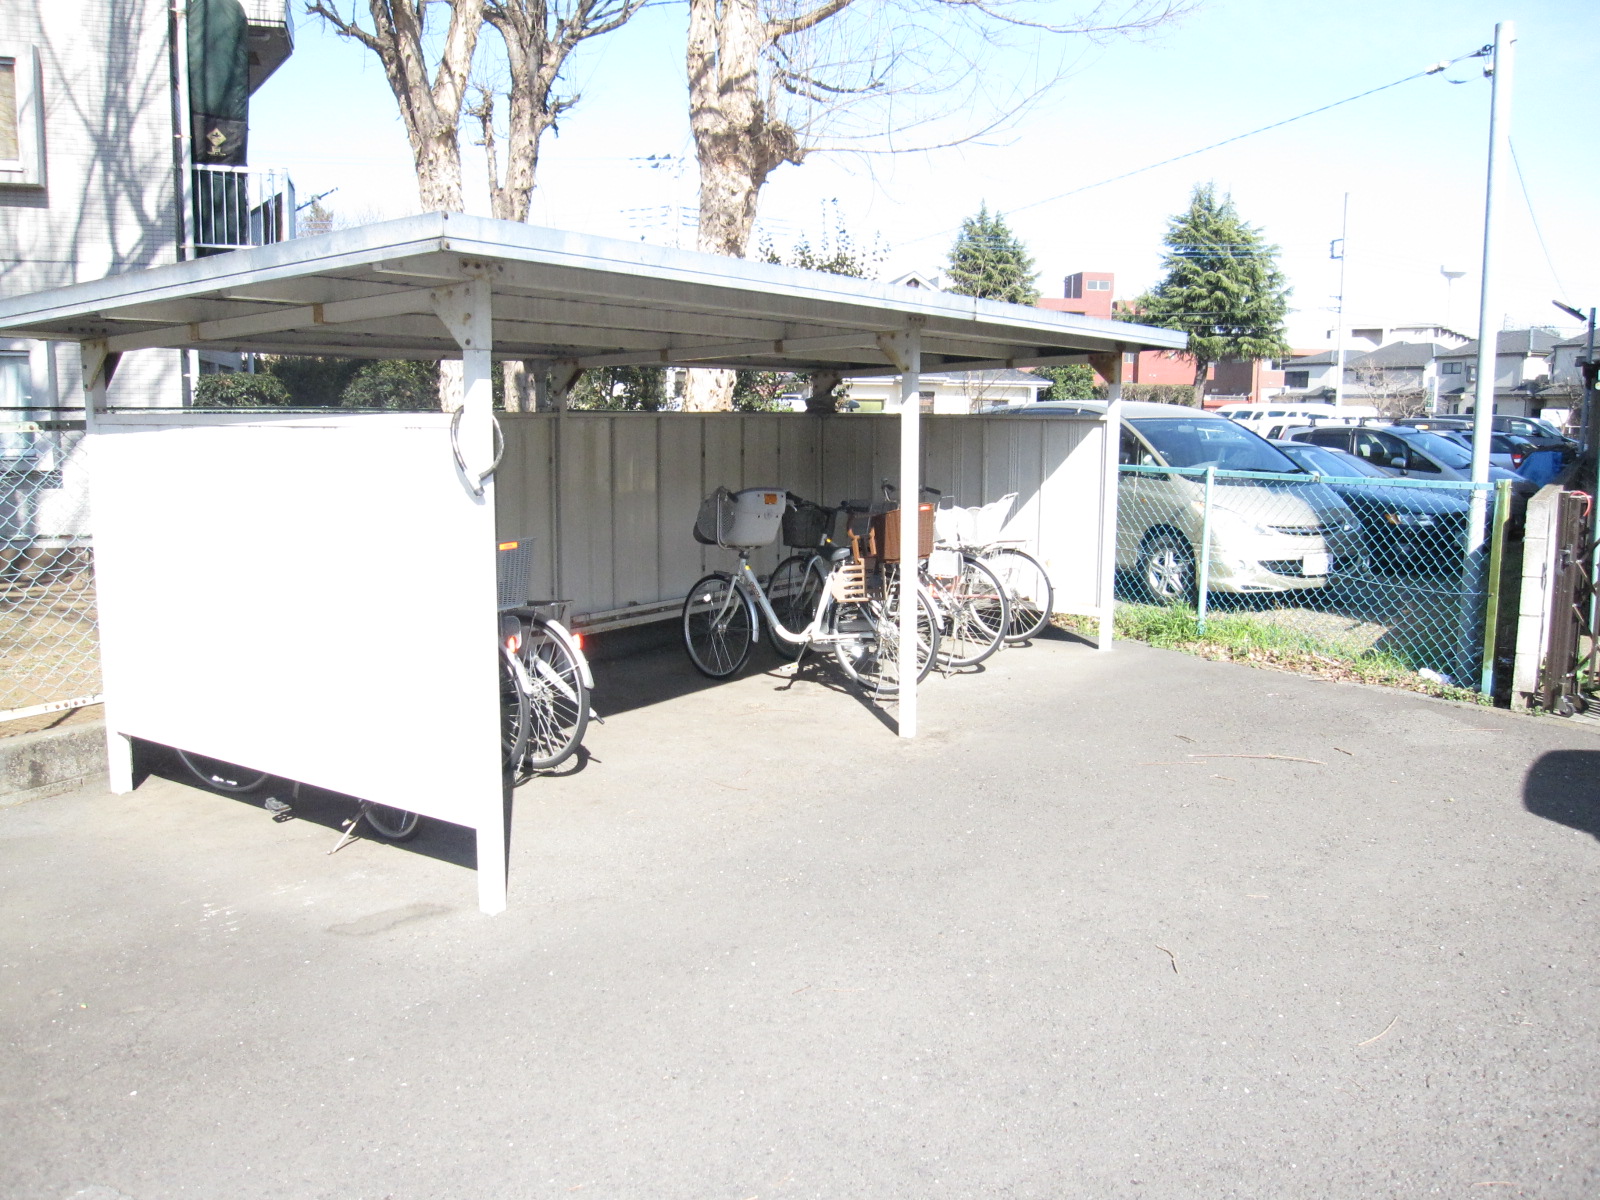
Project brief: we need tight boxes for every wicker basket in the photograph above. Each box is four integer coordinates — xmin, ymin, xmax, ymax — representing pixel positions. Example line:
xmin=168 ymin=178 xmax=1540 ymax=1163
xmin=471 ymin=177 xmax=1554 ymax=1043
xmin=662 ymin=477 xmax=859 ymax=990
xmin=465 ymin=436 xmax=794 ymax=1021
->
xmin=866 ymin=503 xmax=935 ymax=561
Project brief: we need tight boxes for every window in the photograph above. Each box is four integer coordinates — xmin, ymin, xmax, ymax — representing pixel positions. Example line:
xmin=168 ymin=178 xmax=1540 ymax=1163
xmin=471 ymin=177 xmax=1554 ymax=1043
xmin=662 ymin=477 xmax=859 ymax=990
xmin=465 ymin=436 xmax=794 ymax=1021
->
xmin=1441 ymin=361 xmax=1462 ymax=375
xmin=1087 ymin=279 xmax=1111 ymax=291
xmin=0 ymin=45 xmax=42 ymax=188
xmin=1305 ymin=428 xmax=1350 ymax=451
xmin=0 ymin=60 xmax=16 ymax=161
xmin=1283 ymin=370 xmax=1309 ymax=389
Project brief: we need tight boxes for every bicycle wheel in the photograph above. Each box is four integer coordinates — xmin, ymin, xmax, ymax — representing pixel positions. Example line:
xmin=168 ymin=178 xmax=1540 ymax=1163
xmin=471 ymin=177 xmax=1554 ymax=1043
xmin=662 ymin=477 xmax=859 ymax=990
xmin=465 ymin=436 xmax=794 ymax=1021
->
xmin=521 ymin=618 xmax=590 ymax=771
xmin=682 ymin=572 xmax=755 ymax=678
xmin=362 ymin=802 xmax=421 ymax=842
xmin=765 ymin=553 xmax=824 ymax=655
xmin=987 ymin=548 xmax=1054 ymax=642
xmin=932 ymin=554 xmax=1010 ymax=668
xmin=175 ymin=750 xmax=269 ymax=794
xmin=832 ymin=569 xmax=939 ymax=696
xmin=500 ymin=646 xmax=530 ymax=770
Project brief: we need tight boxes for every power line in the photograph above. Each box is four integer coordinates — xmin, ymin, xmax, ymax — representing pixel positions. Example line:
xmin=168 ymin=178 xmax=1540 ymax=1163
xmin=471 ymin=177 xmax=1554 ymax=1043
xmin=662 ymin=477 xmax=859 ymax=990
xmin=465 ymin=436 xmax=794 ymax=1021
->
xmin=896 ymin=45 xmax=1494 ymax=253
xmin=1507 ymin=138 xmax=1570 ymax=300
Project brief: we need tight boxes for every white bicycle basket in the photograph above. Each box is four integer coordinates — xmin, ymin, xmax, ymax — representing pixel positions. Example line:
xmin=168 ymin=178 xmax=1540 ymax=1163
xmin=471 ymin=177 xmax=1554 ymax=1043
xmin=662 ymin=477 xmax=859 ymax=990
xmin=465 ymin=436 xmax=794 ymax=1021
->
xmin=694 ymin=487 xmax=787 ymax=549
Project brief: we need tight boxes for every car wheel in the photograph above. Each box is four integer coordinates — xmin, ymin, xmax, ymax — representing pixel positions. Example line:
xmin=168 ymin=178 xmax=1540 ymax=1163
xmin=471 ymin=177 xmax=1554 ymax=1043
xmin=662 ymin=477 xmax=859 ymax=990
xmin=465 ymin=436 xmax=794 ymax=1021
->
xmin=1138 ymin=530 xmax=1196 ymax=604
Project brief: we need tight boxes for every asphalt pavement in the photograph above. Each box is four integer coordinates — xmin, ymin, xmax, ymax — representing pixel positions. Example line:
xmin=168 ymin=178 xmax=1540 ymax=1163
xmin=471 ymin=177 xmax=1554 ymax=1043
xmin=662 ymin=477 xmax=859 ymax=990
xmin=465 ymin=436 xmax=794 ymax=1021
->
xmin=3 ymin=630 xmax=1598 ymax=1199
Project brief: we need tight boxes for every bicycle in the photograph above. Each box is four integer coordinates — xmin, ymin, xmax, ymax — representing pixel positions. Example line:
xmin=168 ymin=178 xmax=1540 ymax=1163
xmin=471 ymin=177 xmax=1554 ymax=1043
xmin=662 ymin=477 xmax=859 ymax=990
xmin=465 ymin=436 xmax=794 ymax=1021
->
xmin=682 ymin=486 xmax=939 ymax=695
xmin=878 ymin=481 xmax=1010 ymax=669
xmin=499 ymin=601 xmax=595 ymax=774
xmin=173 ymin=752 xmax=423 ymax=844
xmin=495 ymin=538 xmax=598 ymax=776
xmin=935 ymin=491 xmax=1054 ymax=643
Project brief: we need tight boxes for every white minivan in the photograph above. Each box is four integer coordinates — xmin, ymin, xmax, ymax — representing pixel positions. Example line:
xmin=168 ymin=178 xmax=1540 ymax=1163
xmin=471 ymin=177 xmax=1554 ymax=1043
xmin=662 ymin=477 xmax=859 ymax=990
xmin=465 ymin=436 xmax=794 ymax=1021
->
xmin=994 ymin=400 xmax=1364 ymax=599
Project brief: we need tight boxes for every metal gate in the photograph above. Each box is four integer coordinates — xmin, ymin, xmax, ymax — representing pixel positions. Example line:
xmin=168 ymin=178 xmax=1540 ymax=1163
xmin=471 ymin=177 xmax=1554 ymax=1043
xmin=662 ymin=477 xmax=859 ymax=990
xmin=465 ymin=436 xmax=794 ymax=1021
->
xmin=1535 ymin=489 xmax=1596 ymax=715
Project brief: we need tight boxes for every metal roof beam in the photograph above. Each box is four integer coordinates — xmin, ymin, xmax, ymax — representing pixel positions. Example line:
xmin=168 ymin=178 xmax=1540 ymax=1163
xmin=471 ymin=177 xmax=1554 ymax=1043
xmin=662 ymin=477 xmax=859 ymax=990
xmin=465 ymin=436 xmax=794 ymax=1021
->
xmin=570 ymin=332 xmax=883 ymax=370
xmin=102 ymin=289 xmax=435 ymax=355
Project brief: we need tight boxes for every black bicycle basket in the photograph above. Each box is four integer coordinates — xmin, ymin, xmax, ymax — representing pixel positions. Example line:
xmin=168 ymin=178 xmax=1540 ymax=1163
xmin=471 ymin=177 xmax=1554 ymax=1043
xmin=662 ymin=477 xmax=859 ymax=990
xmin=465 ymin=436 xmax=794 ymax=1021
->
xmin=781 ymin=498 xmax=834 ymax=549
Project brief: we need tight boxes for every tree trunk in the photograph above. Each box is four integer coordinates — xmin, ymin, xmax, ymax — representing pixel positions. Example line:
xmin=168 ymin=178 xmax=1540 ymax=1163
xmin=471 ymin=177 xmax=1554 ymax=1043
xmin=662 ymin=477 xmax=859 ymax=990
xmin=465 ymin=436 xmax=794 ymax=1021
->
xmin=805 ymin=370 xmax=842 ymax=414
xmin=683 ymin=0 xmax=807 ymax=412
xmin=1192 ymin=357 xmax=1209 ymax=407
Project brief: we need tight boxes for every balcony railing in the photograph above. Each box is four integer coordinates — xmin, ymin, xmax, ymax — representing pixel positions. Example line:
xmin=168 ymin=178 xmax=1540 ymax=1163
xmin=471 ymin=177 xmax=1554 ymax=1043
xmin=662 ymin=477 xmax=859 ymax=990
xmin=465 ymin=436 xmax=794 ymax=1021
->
xmin=189 ymin=165 xmax=296 ymax=256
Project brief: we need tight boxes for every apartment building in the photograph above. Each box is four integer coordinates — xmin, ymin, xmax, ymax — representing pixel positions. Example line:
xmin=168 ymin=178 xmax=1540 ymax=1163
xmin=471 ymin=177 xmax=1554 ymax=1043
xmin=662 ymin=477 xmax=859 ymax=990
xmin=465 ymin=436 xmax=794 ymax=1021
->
xmin=0 ymin=0 xmax=294 ymax=413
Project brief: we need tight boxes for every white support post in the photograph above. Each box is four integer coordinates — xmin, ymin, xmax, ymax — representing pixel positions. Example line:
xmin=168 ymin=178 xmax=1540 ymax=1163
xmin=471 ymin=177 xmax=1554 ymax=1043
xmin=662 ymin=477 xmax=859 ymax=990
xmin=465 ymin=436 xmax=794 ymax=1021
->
xmin=432 ymin=279 xmax=507 ymax=915
xmin=81 ymin=342 xmax=134 ymax=793
xmin=880 ymin=323 xmax=923 ymax=738
xmin=1095 ymin=351 xmax=1125 ymax=649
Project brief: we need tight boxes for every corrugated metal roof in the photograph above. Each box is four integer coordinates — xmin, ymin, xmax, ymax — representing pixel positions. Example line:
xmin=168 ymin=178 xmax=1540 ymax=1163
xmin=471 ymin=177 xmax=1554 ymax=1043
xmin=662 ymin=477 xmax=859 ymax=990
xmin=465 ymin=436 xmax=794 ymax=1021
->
xmin=0 ymin=213 xmax=1185 ymax=375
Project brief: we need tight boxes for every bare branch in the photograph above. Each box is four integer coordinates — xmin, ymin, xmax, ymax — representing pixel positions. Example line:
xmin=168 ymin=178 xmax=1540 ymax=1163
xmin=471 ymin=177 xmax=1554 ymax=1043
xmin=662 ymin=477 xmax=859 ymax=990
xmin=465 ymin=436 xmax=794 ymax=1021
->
xmin=303 ymin=1 xmax=380 ymax=51
xmin=764 ymin=0 xmax=858 ymax=41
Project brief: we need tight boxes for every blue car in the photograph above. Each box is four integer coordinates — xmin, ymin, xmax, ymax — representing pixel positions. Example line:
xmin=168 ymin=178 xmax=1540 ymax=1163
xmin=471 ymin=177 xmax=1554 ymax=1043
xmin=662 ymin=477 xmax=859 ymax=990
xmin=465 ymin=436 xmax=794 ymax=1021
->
xmin=1272 ymin=440 xmax=1472 ymax=573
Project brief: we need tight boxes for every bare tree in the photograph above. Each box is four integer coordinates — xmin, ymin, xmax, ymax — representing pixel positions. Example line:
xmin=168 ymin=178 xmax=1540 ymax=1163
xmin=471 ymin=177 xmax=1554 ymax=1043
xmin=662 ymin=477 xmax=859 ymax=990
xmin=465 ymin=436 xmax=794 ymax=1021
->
xmin=305 ymin=1 xmax=486 ymax=212
xmin=468 ymin=0 xmax=649 ymax=222
xmin=1350 ymin=362 xmax=1429 ymax=418
xmin=680 ymin=0 xmax=1192 ymax=409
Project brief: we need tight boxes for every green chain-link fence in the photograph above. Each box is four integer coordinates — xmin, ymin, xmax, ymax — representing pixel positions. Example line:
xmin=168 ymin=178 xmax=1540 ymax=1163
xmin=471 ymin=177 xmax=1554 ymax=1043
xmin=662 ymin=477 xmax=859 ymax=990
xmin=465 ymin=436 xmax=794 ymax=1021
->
xmin=1116 ymin=464 xmax=1512 ymax=691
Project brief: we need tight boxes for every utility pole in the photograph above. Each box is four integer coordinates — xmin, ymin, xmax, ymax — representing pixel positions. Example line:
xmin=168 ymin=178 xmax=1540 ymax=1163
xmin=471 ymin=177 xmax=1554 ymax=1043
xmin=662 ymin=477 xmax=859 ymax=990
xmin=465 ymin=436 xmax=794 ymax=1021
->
xmin=1455 ymin=22 xmax=1513 ymax=690
xmin=1468 ymin=21 xmax=1514 ymax=554
xmin=1331 ymin=193 xmax=1349 ymax=407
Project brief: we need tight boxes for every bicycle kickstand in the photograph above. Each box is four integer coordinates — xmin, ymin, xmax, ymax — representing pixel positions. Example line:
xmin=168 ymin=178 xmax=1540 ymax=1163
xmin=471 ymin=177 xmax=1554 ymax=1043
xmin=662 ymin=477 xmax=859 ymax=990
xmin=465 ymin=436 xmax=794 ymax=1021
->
xmin=328 ymin=802 xmax=372 ymax=855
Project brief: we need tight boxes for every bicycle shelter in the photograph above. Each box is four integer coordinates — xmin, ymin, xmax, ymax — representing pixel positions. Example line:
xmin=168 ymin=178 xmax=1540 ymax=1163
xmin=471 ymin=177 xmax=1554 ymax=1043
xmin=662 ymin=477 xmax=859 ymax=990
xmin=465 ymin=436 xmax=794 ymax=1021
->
xmin=0 ymin=213 xmax=1186 ymax=913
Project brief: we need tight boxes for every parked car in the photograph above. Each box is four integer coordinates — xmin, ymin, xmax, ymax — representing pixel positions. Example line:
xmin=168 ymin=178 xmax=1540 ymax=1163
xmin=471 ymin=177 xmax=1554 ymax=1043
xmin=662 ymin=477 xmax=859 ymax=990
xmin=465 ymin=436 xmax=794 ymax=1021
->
xmin=1394 ymin=413 xmax=1577 ymax=455
xmin=1432 ymin=429 xmax=1536 ymax=472
xmin=1283 ymin=423 xmax=1537 ymax=499
xmin=994 ymin=400 xmax=1363 ymax=600
xmin=1271 ymin=440 xmax=1471 ymax=572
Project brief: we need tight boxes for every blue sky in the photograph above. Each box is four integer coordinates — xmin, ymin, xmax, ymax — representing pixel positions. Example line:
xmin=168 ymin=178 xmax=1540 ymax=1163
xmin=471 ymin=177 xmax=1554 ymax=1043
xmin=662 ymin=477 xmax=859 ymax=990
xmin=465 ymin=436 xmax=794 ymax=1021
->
xmin=251 ymin=0 xmax=1600 ymax=347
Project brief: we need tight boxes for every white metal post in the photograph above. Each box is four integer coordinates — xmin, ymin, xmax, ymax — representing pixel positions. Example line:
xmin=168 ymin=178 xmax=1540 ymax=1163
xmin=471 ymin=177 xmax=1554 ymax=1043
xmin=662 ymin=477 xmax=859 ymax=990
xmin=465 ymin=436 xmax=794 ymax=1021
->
xmin=1097 ymin=352 xmax=1125 ymax=649
xmin=432 ymin=278 xmax=508 ymax=914
xmin=81 ymin=342 xmax=135 ymax=794
xmin=897 ymin=325 xmax=923 ymax=738
xmin=1332 ymin=193 xmax=1349 ymax=408
xmin=1468 ymin=20 xmax=1515 ymax=554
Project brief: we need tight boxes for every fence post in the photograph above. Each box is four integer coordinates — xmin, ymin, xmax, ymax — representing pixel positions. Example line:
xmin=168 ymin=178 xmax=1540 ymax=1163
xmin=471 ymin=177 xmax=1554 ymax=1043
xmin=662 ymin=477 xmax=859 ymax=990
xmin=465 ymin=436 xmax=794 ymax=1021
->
xmin=1478 ymin=478 xmax=1512 ymax=694
xmin=1196 ymin=466 xmax=1215 ymax=633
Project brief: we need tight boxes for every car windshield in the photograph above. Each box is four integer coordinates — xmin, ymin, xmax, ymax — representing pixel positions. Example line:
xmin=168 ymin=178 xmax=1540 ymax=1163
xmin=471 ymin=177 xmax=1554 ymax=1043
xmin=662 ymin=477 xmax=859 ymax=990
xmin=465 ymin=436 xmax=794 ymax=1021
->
xmin=1277 ymin=442 xmax=1387 ymax=479
xmin=1129 ymin=417 xmax=1299 ymax=473
xmin=1402 ymin=430 xmax=1474 ymax=469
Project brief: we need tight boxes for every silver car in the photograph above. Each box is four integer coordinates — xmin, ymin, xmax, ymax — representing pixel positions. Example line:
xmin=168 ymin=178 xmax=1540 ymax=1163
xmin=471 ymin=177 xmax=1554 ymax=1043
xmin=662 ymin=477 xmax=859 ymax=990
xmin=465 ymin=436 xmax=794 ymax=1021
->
xmin=996 ymin=401 xmax=1364 ymax=599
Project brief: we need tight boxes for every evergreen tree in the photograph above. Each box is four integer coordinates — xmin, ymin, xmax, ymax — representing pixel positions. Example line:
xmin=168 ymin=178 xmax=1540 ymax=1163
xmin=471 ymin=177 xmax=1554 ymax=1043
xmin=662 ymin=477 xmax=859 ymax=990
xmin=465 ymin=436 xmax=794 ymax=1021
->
xmin=1129 ymin=184 xmax=1291 ymax=402
xmin=1035 ymin=364 xmax=1098 ymax=400
xmin=944 ymin=206 xmax=1040 ymax=305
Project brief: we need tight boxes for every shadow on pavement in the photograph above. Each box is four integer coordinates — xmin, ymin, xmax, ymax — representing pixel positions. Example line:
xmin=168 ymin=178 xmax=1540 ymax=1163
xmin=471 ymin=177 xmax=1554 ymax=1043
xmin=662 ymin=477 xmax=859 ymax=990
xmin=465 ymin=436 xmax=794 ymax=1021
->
xmin=1523 ymin=749 xmax=1600 ymax=842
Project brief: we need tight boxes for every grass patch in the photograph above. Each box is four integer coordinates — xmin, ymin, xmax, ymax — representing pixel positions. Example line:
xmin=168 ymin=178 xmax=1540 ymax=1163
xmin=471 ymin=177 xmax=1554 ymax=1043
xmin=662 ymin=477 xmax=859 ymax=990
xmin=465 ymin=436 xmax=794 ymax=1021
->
xmin=1060 ymin=602 xmax=1487 ymax=704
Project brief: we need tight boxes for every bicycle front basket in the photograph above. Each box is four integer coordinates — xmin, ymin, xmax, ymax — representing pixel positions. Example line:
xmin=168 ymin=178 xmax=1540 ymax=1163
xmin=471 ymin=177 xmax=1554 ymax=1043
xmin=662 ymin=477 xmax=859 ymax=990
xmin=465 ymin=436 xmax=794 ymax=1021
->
xmin=781 ymin=499 xmax=834 ymax=549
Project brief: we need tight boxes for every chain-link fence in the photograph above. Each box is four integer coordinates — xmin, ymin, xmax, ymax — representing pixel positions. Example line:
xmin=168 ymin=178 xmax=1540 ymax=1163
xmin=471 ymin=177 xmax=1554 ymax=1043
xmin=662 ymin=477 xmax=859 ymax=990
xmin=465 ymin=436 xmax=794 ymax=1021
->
xmin=1116 ymin=464 xmax=1513 ymax=691
xmin=2 ymin=421 xmax=99 ymax=720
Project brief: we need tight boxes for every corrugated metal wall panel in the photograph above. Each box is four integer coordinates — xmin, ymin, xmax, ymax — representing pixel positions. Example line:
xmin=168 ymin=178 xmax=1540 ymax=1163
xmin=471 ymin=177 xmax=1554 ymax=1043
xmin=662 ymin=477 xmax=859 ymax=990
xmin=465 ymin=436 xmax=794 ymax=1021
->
xmin=496 ymin=412 xmax=1108 ymax=629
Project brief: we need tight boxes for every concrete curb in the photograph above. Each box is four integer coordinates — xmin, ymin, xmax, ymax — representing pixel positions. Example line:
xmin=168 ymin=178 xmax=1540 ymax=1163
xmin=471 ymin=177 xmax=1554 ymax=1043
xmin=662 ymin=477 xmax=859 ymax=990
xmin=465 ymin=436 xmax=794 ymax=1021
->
xmin=0 ymin=720 xmax=108 ymax=806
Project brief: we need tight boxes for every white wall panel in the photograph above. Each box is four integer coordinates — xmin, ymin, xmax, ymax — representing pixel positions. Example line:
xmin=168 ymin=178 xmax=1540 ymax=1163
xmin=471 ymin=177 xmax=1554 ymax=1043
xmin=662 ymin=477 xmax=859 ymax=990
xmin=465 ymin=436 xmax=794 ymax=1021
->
xmin=91 ymin=412 xmax=501 ymax=830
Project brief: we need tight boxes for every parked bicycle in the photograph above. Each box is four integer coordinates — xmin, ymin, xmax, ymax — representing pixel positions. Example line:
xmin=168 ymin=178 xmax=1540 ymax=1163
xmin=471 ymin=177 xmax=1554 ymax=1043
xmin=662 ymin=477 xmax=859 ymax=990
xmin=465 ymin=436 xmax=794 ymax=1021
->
xmin=495 ymin=538 xmax=598 ymax=777
xmin=935 ymin=492 xmax=1054 ymax=643
xmin=173 ymin=752 xmax=422 ymax=843
xmin=878 ymin=480 xmax=1010 ymax=668
xmin=682 ymin=486 xmax=939 ymax=695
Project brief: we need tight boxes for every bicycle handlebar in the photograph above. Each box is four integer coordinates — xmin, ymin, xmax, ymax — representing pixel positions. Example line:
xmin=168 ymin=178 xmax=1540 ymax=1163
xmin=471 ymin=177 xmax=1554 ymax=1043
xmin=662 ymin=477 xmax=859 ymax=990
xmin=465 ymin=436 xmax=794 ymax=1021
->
xmin=880 ymin=477 xmax=943 ymax=501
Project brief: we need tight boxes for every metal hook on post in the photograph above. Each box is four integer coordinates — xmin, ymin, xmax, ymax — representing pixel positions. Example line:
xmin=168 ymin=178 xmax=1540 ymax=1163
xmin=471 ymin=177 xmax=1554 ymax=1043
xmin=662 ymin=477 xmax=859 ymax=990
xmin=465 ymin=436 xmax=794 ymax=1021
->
xmin=450 ymin=406 xmax=505 ymax=499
